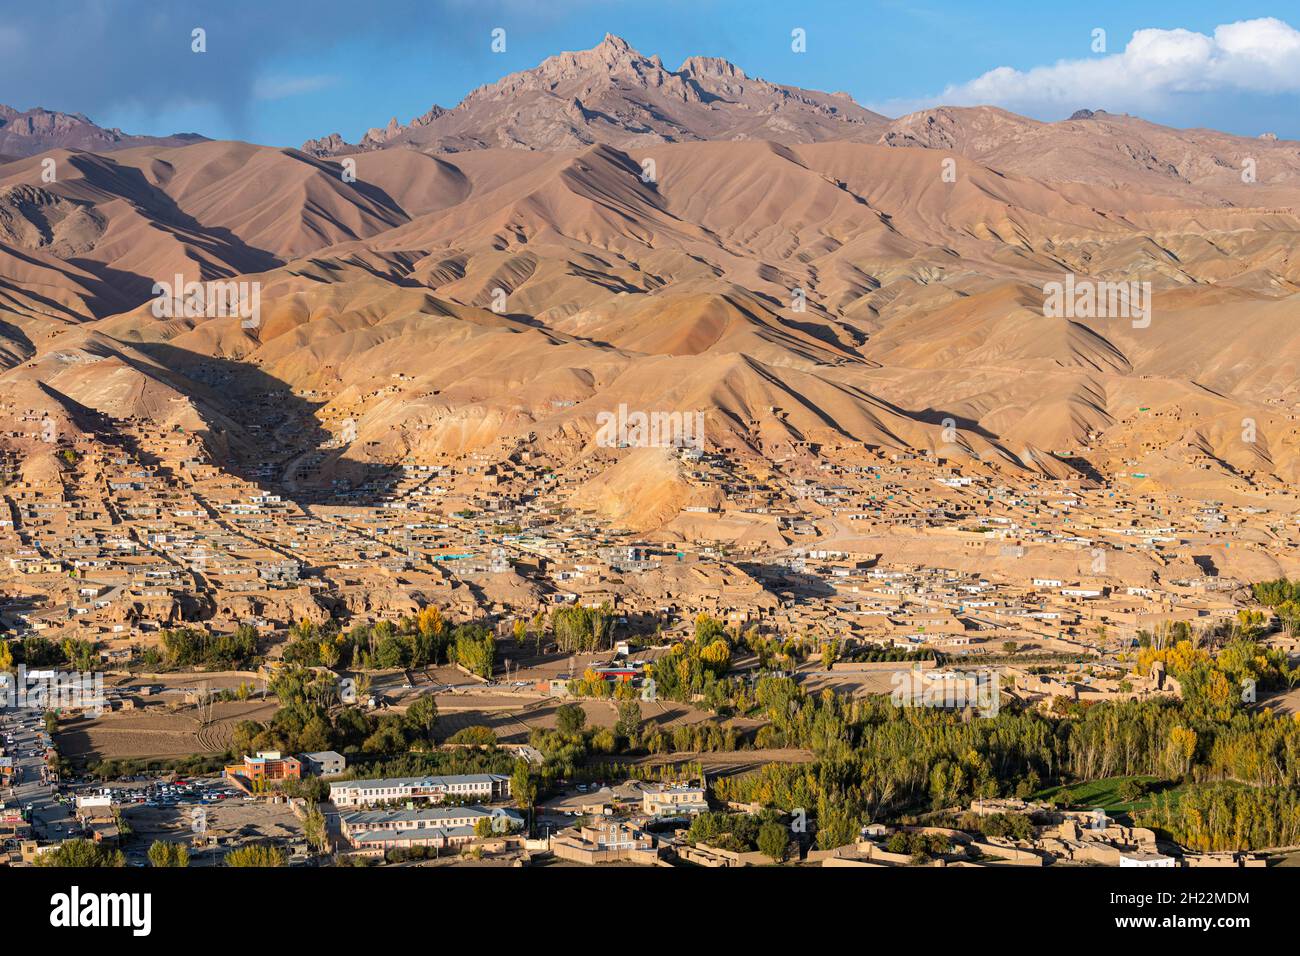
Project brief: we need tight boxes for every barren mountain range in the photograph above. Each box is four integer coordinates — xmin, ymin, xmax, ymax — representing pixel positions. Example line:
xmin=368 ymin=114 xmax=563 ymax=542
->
xmin=0 ymin=104 xmax=205 ymax=160
xmin=302 ymin=34 xmax=888 ymax=155
xmin=3 ymin=34 xmax=1300 ymax=531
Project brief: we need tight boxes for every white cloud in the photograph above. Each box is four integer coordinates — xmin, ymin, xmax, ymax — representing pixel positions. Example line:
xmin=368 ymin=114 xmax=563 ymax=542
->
xmin=875 ymin=17 xmax=1300 ymax=118
xmin=252 ymin=74 xmax=339 ymax=101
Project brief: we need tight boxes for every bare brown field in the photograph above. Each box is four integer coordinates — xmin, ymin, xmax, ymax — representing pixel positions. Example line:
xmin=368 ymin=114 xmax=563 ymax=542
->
xmin=397 ymin=687 xmax=757 ymax=745
xmin=56 ymin=699 xmax=278 ymax=762
xmin=1260 ymin=687 xmax=1300 ymax=717
xmin=630 ymin=747 xmax=815 ymax=778
xmin=106 ymin=671 xmax=265 ymax=693
xmin=491 ymin=643 xmax=675 ymax=685
xmin=797 ymin=669 xmax=900 ymax=697
xmin=123 ymin=800 xmax=302 ymax=845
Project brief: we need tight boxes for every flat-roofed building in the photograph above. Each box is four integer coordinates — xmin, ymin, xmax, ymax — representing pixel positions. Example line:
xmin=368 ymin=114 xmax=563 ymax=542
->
xmin=223 ymin=750 xmax=302 ymax=788
xmin=329 ymin=773 xmax=511 ymax=807
xmin=642 ymin=784 xmax=709 ymax=817
xmin=301 ymin=750 xmax=346 ymax=777
xmin=339 ymin=805 xmax=523 ymax=850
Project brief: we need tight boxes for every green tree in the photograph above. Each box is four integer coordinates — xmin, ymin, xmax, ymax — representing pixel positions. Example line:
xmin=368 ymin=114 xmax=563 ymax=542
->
xmin=531 ymin=610 xmax=546 ymax=655
xmin=148 ymin=840 xmax=190 ymax=867
xmin=448 ymin=725 xmax=497 ymax=745
xmin=551 ymin=604 xmax=613 ymax=653
xmin=758 ymin=821 xmax=789 ymax=863
xmin=353 ymin=671 xmax=372 ymax=700
xmin=224 ymin=844 xmax=287 ymax=867
xmin=405 ymin=694 xmax=439 ymax=746
xmin=303 ymin=806 xmax=328 ymax=854
xmin=34 ymin=839 xmax=124 ymax=867
xmin=452 ymin=624 xmax=496 ymax=678
xmin=615 ymin=699 xmax=642 ymax=743
xmin=511 ymin=760 xmax=538 ymax=832
xmin=375 ymin=633 xmax=410 ymax=669
xmin=556 ymin=702 xmax=587 ymax=736
xmin=319 ymin=640 xmax=341 ymax=668
xmin=815 ymin=796 xmax=860 ymax=851
xmin=1118 ymin=778 xmax=1148 ymax=803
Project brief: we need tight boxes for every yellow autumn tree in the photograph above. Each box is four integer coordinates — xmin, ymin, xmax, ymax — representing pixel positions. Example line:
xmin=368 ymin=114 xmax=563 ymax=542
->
xmin=319 ymin=640 xmax=340 ymax=668
xmin=417 ymin=605 xmax=444 ymax=639
xmin=700 ymin=639 xmax=731 ymax=672
xmin=1201 ymin=668 xmax=1237 ymax=711
xmin=1166 ymin=725 xmax=1197 ymax=778
xmin=1138 ymin=639 xmax=1209 ymax=676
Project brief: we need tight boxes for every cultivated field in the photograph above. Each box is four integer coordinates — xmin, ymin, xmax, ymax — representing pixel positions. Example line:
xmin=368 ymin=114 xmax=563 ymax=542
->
xmin=56 ymin=699 xmax=278 ymax=762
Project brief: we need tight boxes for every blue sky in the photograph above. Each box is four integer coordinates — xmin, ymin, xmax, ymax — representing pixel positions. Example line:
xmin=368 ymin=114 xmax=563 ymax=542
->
xmin=2 ymin=0 xmax=1298 ymax=146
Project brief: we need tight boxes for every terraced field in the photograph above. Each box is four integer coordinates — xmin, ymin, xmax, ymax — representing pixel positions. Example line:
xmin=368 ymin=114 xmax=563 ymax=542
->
xmin=56 ymin=699 xmax=278 ymax=762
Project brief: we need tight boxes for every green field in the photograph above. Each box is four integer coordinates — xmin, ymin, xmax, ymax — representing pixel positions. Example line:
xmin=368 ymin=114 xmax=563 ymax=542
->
xmin=1030 ymin=776 xmax=1186 ymax=815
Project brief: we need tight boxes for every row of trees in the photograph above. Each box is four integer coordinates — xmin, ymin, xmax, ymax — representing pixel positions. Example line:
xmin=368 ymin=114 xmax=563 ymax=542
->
xmin=281 ymin=613 xmax=497 ymax=677
xmin=224 ymin=844 xmax=287 ymax=866
xmin=34 ymin=838 xmax=283 ymax=867
xmin=644 ymin=631 xmax=735 ymax=705
xmin=686 ymin=809 xmax=790 ymax=861
xmin=885 ymin=830 xmax=953 ymax=863
xmin=709 ymin=654 xmax=1300 ymax=851
xmin=1239 ymin=579 xmax=1300 ymax=639
xmin=34 ymin=839 xmax=125 ymax=867
xmin=157 ymin=625 xmax=259 ymax=669
xmin=283 ymin=616 xmax=439 ymax=670
xmin=0 ymin=635 xmax=98 ymax=671
xmin=453 ymin=625 xmax=496 ymax=678
xmin=1137 ymin=635 xmax=1294 ymax=720
xmin=1137 ymin=783 xmax=1300 ymax=851
xmin=1251 ymin=577 xmax=1300 ymax=609
xmin=280 ymin=600 xmax=625 ymax=672
xmin=551 ymin=604 xmax=613 ymax=653
xmin=148 ymin=840 xmax=190 ymax=867
xmin=229 ymin=666 xmax=439 ymax=759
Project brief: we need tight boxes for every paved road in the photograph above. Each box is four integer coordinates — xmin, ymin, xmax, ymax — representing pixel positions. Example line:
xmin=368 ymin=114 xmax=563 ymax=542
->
xmin=2 ymin=708 xmax=79 ymax=843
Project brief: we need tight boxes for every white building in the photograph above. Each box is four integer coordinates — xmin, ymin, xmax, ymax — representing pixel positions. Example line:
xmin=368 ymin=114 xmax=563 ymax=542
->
xmin=330 ymin=773 xmax=511 ymax=807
